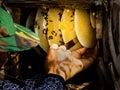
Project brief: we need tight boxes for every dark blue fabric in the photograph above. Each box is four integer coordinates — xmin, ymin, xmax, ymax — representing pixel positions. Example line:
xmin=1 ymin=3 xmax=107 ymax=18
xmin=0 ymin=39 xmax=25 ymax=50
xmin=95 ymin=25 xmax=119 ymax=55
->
xmin=0 ymin=74 xmax=66 ymax=90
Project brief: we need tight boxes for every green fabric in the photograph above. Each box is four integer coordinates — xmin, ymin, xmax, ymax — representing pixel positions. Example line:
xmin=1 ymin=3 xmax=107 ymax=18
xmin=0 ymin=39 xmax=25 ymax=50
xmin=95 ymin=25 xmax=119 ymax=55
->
xmin=1 ymin=35 xmax=16 ymax=46
xmin=0 ymin=7 xmax=15 ymax=36
xmin=0 ymin=35 xmax=26 ymax=51
xmin=0 ymin=7 xmax=40 ymax=52
xmin=14 ymin=23 xmax=39 ymax=40
xmin=0 ymin=33 xmax=38 ymax=51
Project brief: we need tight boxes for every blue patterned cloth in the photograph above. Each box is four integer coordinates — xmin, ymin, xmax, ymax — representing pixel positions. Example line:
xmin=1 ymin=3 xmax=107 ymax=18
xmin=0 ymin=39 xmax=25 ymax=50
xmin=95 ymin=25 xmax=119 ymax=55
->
xmin=0 ymin=74 xmax=66 ymax=90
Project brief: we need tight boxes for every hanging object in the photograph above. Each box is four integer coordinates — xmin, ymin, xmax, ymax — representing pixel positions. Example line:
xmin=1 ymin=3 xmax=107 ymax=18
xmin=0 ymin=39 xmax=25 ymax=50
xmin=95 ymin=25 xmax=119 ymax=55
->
xmin=0 ymin=7 xmax=40 ymax=52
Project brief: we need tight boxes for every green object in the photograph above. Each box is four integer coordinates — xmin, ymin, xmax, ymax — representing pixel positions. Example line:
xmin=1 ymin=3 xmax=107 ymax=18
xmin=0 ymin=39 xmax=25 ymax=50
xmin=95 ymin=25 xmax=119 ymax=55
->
xmin=0 ymin=7 xmax=40 ymax=52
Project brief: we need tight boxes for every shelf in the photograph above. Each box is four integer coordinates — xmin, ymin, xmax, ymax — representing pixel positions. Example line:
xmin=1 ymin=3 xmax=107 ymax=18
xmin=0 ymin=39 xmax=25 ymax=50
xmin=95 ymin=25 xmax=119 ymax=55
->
xmin=4 ymin=0 xmax=102 ymax=8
